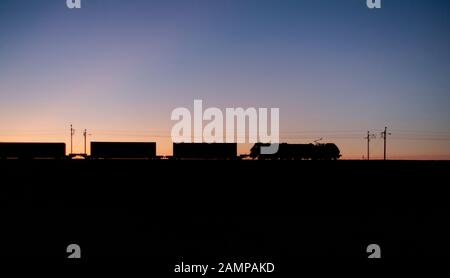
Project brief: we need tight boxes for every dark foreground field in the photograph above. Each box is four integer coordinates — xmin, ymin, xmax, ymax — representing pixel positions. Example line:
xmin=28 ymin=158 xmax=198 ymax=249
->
xmin=1 ymin=160 xmax=449 ymax=270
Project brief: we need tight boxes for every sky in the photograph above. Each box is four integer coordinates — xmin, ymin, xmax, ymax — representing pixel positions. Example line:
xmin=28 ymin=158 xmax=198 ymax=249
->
xmin=0 ymin=0 xmax=449 ymax=159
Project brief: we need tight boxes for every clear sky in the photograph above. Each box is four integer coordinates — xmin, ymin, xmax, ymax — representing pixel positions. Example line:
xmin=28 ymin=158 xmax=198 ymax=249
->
xmin=1 ymin=0 xmax=449 ymax=159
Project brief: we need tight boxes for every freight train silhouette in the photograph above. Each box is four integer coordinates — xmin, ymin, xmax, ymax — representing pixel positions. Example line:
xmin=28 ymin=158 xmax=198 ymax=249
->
xmin=0 ymin=142 xmax=341 ymax=160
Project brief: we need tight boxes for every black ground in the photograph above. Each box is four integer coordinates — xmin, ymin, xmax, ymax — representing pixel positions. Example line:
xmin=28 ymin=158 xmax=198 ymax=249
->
xmin=1 ymin=160 xmax=449 ymax=271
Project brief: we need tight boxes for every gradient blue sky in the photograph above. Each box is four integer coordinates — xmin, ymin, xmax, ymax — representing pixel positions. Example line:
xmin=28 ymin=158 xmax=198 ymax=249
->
xmin=0 ymin=0 xmax=449 ymax=158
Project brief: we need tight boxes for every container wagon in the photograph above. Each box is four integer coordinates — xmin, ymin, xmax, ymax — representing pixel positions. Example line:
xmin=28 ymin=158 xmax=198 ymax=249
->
xmin=90 ymin=142 xmax=157 ymax=159
xmin=0 ymin=143 xmax=66 ymax=159
xmin=172 ymin=143 xmax=237 ymax=160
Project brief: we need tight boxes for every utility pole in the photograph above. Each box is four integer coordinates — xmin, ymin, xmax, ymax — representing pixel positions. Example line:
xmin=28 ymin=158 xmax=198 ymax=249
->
xmin=70 ymin=124 xmax=75 ymax=154
xmin=381 ymin=126 xmax=391 ymax=160
xmin=364 ymin=131 xmax=376 ymax=160
xmin=83 ymin=129 xmax=87 ymax=155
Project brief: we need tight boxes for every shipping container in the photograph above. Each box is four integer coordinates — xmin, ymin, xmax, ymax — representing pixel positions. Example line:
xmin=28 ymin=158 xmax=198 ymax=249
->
xmin=173 ymin=143 xmax=237 ymax=159
xmin=0 ymin=143 xmax=66 ymax=159
xmin=90 ymin=142 xmax=157 ymax=159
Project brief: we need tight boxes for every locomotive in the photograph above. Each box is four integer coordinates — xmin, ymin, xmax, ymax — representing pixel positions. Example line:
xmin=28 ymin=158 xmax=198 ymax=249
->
xmin=250 ymin=143 xmax=341 ymax=160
